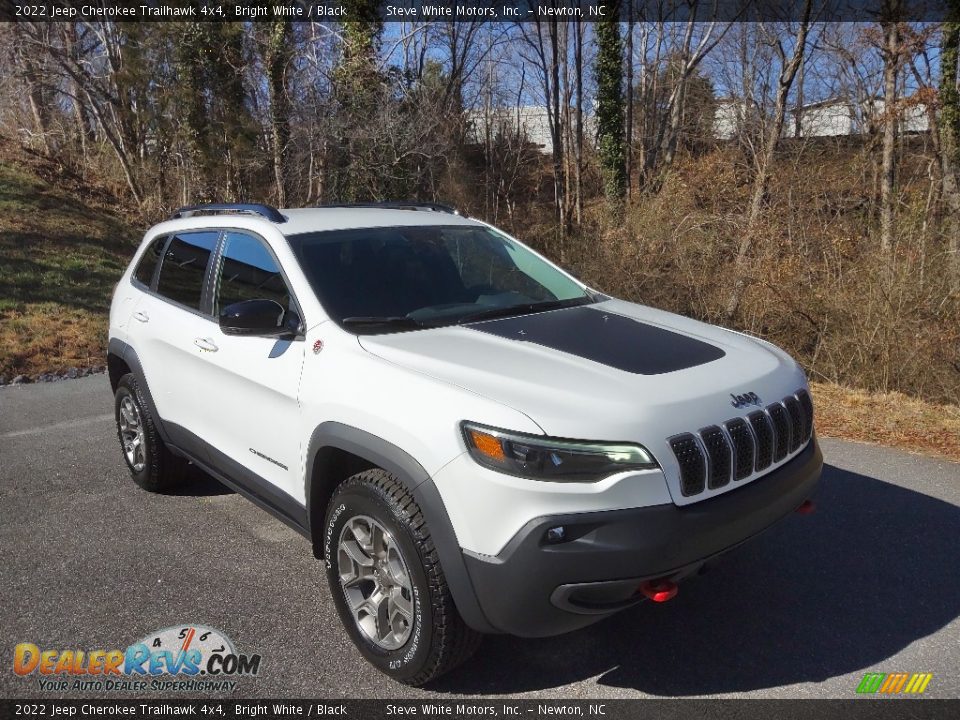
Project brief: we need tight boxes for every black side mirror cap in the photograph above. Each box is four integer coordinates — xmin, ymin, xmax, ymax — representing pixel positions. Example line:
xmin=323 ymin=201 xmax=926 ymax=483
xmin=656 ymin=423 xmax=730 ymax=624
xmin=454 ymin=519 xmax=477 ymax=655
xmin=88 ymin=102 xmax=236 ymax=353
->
xmin=219 ymin=299 xmax=298 ymax=339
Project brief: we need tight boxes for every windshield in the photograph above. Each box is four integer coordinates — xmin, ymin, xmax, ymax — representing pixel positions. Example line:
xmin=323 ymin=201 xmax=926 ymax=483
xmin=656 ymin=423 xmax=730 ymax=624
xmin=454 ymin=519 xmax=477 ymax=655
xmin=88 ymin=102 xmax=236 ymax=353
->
xmin=286 ymin=224 xmax=593 ymax=333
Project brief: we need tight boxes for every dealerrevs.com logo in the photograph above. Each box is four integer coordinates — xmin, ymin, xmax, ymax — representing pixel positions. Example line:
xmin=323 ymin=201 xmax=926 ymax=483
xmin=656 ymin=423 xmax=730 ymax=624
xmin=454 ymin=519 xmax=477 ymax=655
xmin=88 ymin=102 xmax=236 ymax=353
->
xmin=13 ymin=625 xmax=261 ymax=693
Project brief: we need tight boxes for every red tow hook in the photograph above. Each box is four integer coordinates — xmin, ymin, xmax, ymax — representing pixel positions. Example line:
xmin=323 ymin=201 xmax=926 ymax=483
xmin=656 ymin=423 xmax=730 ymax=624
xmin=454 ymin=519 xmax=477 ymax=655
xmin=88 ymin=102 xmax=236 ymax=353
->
xmin=639 ymin=578 xmax=678 ymax=603
xmin=796 ymin=499 xmax=816 ymax=515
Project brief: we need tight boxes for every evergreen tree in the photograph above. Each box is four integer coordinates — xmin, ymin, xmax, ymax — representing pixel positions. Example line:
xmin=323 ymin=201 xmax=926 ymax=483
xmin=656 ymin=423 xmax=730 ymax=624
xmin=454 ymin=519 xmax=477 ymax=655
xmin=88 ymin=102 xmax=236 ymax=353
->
xmin=594 ymin=1 xmax=626 ymax=212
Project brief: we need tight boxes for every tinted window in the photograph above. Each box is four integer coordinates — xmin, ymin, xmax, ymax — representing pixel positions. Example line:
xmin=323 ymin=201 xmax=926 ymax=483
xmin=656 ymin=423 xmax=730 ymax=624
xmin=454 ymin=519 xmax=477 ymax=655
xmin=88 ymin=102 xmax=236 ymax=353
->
xmin=215 ymin=232 xmax=291 ymax=315
xmin=287 ymin=225 xmax=589 ymax=328
xmin=155 ymin=231 xmax=219 ymax=310
xmin=133 ymin=235 xmax=167 ymax=288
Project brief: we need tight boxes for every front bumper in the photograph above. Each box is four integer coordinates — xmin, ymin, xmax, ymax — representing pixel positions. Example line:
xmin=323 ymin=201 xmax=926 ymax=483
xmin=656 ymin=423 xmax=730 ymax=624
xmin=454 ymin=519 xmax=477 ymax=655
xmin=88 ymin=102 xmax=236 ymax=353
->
xmin=462 ymin=437 xmax=822 ymax=637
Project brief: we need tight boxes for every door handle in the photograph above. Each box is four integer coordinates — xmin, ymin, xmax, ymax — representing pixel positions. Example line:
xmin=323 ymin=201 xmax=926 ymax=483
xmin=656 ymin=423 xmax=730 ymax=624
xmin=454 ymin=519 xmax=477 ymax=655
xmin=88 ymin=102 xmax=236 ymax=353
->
xmin=193 ymin=337 xmax=219 ymax=353
xmin=133 ymin=311 xmax=149 ymax=323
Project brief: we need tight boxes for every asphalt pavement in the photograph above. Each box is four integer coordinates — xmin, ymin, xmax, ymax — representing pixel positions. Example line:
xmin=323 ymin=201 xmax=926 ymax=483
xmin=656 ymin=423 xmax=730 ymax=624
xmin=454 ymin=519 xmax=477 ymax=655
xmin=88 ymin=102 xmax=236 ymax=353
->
xmin=1 ymin=374 xmax=958 ymax=699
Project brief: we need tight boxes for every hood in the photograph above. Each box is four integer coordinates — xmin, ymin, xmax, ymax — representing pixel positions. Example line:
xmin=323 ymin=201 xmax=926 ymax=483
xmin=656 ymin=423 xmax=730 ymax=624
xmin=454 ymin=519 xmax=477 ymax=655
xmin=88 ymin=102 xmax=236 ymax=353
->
xmin=358 ymin=299 xmax=807 ymax=445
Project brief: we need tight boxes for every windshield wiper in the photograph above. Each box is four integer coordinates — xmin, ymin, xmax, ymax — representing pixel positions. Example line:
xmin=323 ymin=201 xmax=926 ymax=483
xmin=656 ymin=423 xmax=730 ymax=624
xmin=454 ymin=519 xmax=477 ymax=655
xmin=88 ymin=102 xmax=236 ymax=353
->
xmin=457 ymin=296 xmax=595 ymax=325
xmin=341 ymin=316 xmax=423 ymax=332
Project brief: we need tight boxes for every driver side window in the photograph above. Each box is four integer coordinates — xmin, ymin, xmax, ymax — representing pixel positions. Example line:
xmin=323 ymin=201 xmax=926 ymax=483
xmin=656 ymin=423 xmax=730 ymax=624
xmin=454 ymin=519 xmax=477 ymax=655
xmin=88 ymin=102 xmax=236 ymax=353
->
xmin=215 ymin=232 xmax=293 ymax=316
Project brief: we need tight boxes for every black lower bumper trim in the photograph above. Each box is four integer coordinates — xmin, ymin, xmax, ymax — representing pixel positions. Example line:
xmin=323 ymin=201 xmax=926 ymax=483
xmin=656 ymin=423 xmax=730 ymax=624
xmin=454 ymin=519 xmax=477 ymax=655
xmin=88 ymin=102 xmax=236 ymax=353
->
xmin=463 ymin=438 xmax=823 ymax=637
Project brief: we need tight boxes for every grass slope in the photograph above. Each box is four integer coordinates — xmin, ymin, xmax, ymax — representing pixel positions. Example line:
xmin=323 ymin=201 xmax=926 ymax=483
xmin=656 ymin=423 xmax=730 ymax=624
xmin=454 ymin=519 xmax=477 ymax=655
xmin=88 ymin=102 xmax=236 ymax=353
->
xmin=0 ymin=144 xmax=138 ymax=380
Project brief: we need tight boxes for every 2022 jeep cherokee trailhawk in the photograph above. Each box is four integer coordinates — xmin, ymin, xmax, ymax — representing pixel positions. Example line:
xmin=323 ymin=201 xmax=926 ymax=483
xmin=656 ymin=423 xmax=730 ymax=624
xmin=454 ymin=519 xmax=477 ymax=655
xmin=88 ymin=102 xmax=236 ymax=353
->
xmin=108 ymin=202 xmax=822 ymax=685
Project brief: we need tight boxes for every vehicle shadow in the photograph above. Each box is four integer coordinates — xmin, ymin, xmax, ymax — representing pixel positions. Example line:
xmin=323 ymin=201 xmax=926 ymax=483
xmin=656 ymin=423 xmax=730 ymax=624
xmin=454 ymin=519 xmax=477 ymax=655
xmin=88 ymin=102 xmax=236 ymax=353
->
xmin=432 ymin=463 xmax=960 ymax=695
xmin=166 ymin=464 xmax=235 ymax=497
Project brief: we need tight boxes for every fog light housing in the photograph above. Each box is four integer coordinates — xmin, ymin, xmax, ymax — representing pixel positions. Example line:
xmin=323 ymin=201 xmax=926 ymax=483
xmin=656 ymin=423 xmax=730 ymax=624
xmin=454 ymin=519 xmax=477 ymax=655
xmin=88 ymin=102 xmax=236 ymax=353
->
xmin=545 ymin=526 xmax=566 ymax=543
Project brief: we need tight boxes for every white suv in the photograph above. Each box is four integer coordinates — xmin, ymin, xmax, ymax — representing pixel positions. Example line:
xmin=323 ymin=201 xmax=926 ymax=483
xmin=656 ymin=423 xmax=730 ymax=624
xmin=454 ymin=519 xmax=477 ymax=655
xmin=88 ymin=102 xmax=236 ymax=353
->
xmin=108 ymin=202 xmax=822 ymax=685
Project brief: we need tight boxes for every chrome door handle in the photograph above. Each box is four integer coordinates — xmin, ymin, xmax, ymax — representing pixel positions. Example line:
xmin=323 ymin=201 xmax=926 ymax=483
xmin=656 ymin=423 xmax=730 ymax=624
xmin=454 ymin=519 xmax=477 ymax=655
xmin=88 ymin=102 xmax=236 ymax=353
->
xmin=133 ymin=311 xmax=149 ymax=323
xmin=193 ymin=338 xmax=218 ymax=353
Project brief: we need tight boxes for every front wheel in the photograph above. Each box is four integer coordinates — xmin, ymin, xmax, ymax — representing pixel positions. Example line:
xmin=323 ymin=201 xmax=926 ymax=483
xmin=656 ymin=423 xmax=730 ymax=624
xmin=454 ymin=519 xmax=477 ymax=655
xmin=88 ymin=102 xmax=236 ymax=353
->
xmin=323 ymin=469 xmax=481 ymax=686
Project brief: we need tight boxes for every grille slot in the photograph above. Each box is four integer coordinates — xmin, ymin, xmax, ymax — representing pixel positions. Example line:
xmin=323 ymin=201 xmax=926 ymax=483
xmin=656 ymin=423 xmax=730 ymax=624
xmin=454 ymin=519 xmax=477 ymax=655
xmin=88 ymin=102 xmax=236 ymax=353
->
xmin=748 ymin=411 xmax=774 ymax=471
xmin=784 ymin=396 xmax=804 ymax=453
xmin=797 ymin=389 xmax=814 ymax=443
xmin=669 ymin=434 xmax=706 ymax=496
xmin=767 ymin=403 xmax=791 ymax=462
xmin=700 ymin=425 xmax=732 ymax=489
xmin=725 ymin=418 xmax=754 ymax=480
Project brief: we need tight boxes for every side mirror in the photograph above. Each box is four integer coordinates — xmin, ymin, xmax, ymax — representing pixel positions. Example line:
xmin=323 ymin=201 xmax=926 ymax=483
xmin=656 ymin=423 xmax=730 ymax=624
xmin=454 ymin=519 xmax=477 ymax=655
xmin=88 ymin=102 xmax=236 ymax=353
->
xmin=219 ymin=299 xmax=299 ymax=339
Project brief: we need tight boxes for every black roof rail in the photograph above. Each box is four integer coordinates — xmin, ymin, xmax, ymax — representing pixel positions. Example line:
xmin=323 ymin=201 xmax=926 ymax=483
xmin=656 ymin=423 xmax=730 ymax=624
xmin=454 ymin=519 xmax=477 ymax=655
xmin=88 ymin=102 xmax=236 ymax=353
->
xmin=170 ymin=203 xmax=286 ymax=223
xmin=317 ymin=201 xmax=467 ymax=217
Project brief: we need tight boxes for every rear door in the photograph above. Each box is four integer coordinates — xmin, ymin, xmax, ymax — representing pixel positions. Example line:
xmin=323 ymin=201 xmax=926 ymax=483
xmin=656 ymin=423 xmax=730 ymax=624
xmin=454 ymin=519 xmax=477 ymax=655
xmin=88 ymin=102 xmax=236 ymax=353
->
xmin=131 ymin=229 xmax=222 ymax=458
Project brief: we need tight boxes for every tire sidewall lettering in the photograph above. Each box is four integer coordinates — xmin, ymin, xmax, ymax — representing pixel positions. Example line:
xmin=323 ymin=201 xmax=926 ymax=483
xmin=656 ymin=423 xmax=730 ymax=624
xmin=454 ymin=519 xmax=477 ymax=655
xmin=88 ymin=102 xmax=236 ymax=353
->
xmin=324 ymin=502 xmax=346 ymax=570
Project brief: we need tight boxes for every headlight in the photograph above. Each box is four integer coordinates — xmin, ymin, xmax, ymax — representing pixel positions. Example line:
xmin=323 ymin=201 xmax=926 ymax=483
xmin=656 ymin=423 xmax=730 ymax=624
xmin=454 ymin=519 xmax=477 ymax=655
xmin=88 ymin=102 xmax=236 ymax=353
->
xmin=461 ymin=422 xmax=658 ymax=482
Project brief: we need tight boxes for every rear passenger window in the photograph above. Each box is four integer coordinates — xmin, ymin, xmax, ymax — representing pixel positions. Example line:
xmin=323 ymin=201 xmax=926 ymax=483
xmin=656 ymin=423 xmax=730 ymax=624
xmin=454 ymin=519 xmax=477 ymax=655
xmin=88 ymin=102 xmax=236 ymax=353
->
xmin=155 ymin=231 xmax=219 ymax=310
xmin=133 ymin=235 xmax=167 ymax=288
xmin=215 ymin=232 xmax=292 ymax=315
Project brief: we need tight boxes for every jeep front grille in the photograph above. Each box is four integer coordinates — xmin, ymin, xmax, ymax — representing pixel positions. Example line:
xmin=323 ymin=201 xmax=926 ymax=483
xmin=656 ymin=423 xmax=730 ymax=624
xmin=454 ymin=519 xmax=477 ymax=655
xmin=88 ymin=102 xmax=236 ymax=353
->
xmin=668 ymin=389 xmax=814 ymax=499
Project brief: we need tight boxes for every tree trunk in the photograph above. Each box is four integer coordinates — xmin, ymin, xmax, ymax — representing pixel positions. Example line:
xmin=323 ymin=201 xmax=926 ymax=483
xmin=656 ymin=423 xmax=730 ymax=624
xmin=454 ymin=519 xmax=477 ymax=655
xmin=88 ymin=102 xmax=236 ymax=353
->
xmin=625 ymin=8 xmax=634 ymax=201
xmin=879 ymin=9 xmax=900 ymax=258
xmin=574 ymin=20 xmax=584 ymax=225
xmin=266 ymin=21 xmax=293 ymax=207
xmin=939 ymin=7 xmax=960 ymax=291
xmin=548 ymin=20 xmax=568 ymax=233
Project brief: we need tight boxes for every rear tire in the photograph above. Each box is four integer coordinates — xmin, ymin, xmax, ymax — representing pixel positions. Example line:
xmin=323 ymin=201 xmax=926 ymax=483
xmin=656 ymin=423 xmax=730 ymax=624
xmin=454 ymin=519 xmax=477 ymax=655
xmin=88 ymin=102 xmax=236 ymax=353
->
xmin=324 ymin=469 xmax=481 ymax=686
xmin=114 ymin=373 xmax=184 ymax=492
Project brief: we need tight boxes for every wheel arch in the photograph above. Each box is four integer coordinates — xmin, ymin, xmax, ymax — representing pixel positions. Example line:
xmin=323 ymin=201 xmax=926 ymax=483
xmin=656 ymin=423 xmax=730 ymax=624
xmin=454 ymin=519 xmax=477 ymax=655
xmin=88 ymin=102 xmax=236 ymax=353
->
xmin=305 ymin=422 xmax=496 ymax=634
xmin=107 ymin=338 xmax=171 ymax=445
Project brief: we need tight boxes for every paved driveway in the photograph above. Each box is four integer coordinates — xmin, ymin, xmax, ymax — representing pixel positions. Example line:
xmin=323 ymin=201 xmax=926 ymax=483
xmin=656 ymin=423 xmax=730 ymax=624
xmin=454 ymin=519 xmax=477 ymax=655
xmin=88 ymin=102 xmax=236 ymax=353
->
xmin=1 ymin=375 xmax=958 ymax=699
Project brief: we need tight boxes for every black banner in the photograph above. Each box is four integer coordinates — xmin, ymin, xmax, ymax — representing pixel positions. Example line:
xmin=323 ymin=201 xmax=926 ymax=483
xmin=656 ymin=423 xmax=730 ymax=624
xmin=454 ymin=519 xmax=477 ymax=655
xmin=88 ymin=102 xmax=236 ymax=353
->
xmin=0 ymin=0 xmax=954 ymax=24
xmin=1 ymin=700 xmax=959 ymax=720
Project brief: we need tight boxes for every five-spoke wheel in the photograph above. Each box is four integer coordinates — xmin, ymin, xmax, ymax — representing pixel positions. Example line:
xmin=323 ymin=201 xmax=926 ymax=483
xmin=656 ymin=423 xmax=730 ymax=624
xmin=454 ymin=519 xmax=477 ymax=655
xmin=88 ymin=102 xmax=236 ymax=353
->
xmin=118 ymin=394 xmax=146 ymax=472
xmin=338 ymin=515 xmax=415 ymax=650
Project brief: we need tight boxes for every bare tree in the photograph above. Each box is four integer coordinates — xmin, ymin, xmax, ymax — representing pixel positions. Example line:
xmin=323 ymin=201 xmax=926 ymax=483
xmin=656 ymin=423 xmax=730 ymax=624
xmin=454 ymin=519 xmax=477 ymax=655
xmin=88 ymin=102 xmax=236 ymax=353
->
xmin=518 ymin=13 xmax=570 ymax=231
xmin=879 ymin=0 xmax=903 ymax=257
xmin=938 ymin=6 xmax=960 ymax=289
xmin=724 ymin=0 xmax=814 ymax=321
xmin=635 ymin=5 xmax=729 ymax=191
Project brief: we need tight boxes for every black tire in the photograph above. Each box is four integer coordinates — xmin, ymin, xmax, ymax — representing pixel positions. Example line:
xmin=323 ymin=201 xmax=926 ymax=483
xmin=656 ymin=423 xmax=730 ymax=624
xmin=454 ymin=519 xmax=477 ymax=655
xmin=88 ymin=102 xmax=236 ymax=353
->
xmin=324 ymin=469 xmax=481 ymax=686
xmin=114 ymin=373 xmax=184 ymax=492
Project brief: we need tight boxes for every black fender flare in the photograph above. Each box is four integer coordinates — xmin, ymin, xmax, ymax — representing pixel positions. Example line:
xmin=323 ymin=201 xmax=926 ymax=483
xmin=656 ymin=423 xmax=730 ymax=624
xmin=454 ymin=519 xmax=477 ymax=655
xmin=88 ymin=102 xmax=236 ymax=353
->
xmin=305 ymin=422 xmax=496 ymax=634
xmin=107 ymin=338 xmax=172 ymax=446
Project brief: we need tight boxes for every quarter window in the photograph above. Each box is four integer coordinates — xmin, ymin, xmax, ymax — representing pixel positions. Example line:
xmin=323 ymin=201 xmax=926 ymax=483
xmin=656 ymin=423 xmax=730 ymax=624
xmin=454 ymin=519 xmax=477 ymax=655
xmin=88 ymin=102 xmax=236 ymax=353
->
xmin=133 ymin=235 xmax=167 ymax=288
xmin=216 ymin=232 xmax=292 ymax=315
xmin=155 ymin=231 xmax=219 ymax=310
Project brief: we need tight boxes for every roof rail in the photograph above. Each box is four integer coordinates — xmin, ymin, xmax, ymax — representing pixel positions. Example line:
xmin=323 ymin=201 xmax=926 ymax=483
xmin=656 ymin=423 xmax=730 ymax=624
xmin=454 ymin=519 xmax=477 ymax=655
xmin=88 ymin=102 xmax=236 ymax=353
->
xmin=318 ymin=201 xmax=467 ymax=217
xmin=170 ymin=203 xmax=286 ymax=223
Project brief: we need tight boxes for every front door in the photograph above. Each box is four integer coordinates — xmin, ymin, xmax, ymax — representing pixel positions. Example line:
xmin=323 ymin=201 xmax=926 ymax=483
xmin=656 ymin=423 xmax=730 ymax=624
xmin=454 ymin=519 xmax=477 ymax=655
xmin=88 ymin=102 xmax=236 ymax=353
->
xmin=199 ymin=230 xmax=306 ymax=505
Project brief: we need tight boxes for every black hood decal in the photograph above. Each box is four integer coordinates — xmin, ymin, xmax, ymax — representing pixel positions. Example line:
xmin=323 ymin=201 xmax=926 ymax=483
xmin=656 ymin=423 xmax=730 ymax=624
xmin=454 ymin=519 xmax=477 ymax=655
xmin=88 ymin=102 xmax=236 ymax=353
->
xmin=467 ymin=306 xmax=725 ymax=375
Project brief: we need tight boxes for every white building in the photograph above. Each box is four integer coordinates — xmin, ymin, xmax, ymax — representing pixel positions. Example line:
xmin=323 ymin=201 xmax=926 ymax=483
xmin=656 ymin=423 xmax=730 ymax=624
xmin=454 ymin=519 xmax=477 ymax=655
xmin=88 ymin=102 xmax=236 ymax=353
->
xmin=713 ymin=98 xmax=758 ymax=140
xmin=713 ymin=96 xmax=931 ymax=140
xmin=466 ymin=106 xmax=555 ymax=154
xmin=785 ymin=98 xmax=930 ymax=138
